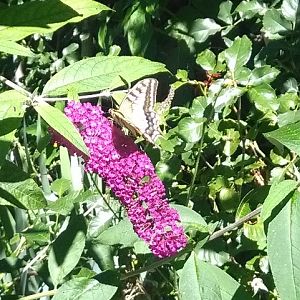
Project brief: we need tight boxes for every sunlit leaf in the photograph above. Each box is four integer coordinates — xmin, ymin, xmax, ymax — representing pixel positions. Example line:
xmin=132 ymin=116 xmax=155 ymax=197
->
xmin=267 ymin=191 xmax=300 ymax=300
xmin=42 ymin=56 xmax=168 ymax=96
xmin=33 ymin=101 xmax=89 ymax=156
xmin=190 ymin=18 xmax=222 ymax=43
xmin=0 ymin=0 xmax=111 ymax=41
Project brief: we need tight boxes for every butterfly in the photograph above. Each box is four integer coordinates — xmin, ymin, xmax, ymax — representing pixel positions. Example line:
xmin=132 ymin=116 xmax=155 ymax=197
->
xmin=110 ymin=78 xmax=173 ymax=144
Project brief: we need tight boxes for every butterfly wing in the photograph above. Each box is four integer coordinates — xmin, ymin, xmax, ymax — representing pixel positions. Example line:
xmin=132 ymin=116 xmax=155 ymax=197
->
xmin=111 ymin=78 xmax=161 ymax=144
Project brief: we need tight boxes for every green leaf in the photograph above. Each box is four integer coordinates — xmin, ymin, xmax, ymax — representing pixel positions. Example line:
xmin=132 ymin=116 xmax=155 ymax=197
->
xmin=196 ymin=50 xmax=216 ymax=71
xmin=0 ymin=40 xmax=34 ymax=57
xmin=177 ymin=117 xmax=204 ymax=143
xmin=190 ymin=18 xmax=222 ymax=43
xmin=281 ymin=0 xmax=299 ymax=24
xmin=263 ymin=8 xmax=293 ymax=34
xmin=264 ymin=122 xmax=300 ymax=157
xmin=248 ymin=66 xmax=280 ymax=86
xmin=278 ymin=92 xmax=298 ymax=114
xmin=53 ymin=274 xmax=119 ymax=300
xmin=179 ymin=252 xmax=251 ymax=300
xmin=22 ymin=223 xmax=50 ymax=245
xmin=223 ymin=35 xmax=252 ymax=73
xmin=0 ymin=174 xmax=47 ymax=209
xmin=278 ymin=110 xmax=300 ymax=127
xmin=189 ymin=97 xmax=208 ymax=119
xmin=0 ymin=178 xmax=46 ymax=209
xmin=218 ymin=1 xmax=233 ymax=25
xmin=172 ymin=204 xmax=208 ymax=233
xmin=0 ymin=91 xmax=26 ymax=166
xmin=34 ymin=101 xmax=89 ymax=156
xmin=261 ymin=180 xmax=297 ymax=222
xmin=234 ymin=0 xmax=265 ymax=19
xmin=267 ymin=191 xmax=300 ymax=300
xmin=51 ymin=178 xmax=72 ymax=197
xmin=248 ymin=84 xmax=279 ymax=112
xmin=125 ymin=5 xmax=153 ymax=56
xmin=95 ymin=219 xmax=139 ymax=247
xmin=0 ymin=0 xmax=111 ymax=41
xmin=213 ymin=86 xmax=245 ymax=112
xmin=243 ymin=219 xmax=266 ymax=248
xmin=156 ymin=157 xmax=181 ymax=182
xmin=49 ymin=215 xmax=87 ymax=286
xmin=42 ymin=56 xmax=168 ymax=96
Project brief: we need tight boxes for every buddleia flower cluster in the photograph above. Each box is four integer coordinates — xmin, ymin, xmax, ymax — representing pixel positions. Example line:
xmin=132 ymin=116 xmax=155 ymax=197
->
xmin=52 ymin=101 xmax=187 ymax=258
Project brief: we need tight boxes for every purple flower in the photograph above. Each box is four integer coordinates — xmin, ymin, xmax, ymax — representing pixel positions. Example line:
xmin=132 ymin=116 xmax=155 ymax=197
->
xmin=53 ymin=101 xmax=187 ymax=258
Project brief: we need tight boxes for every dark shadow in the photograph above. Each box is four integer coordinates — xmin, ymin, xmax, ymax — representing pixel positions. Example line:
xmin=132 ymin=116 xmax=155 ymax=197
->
xmin=94 ymin=270 xmax=120 ymax=287
xmin=0 ymin=117 xmax=22 ymax=136
xmin=51 ymin=214 xmax=87 ymax=266
xmin=0 ymin=187 xmax=27 ymax=209
xmin=0 ymin=0 xmax=80 ymax=28
xmin=111 ymin=125 xmax=139 ymax=159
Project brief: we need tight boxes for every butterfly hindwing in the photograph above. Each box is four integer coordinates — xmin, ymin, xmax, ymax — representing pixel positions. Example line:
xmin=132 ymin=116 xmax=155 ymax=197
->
xmin=110 ymin=78 xmax=161 ymax=144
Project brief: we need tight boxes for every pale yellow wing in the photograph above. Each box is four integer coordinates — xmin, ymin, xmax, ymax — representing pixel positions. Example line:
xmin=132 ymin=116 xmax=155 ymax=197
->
xmin=111 ymin=78 xmax=161 ymax=144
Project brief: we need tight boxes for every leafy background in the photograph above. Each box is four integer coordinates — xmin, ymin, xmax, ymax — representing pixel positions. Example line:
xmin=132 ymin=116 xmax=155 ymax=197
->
xmin=1 ymin=0 xmax=300 ymax=299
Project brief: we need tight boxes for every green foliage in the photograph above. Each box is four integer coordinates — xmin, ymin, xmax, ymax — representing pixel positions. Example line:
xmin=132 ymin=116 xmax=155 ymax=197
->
xmin=1 ymin=0 xmax=300 ymax=299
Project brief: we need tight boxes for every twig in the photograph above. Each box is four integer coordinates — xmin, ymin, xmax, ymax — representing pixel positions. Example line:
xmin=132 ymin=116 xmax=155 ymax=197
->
xmin=19 ymin=289 xmax=57 ymax=300
xmin=0 ymin=75 xmax=32 ymax=98
xmin=208 ymin=206 xmax=262 ymax=241
xmin=38 ymin=90 xmax=115 ymax=102
xmin=23 ymin=244 xmax=50 ymax=273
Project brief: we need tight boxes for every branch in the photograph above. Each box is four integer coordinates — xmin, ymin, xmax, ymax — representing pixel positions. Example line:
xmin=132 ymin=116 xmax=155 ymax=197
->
xmin=19 ymin=289 xmax=57 ymax=300
xmin=208 ymin=206 xmax=262 ymax=241
xmin=0 ymin=76 xmax=32 ymax=98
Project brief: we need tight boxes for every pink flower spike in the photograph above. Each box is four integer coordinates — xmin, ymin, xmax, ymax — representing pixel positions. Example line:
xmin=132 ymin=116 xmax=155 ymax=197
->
xmin=51 ymin=101 xmax=187 ymax=258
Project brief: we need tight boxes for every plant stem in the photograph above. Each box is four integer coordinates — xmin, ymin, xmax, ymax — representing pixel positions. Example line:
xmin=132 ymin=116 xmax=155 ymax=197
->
xmin=19 ymin=289 xmax=57 ymax=300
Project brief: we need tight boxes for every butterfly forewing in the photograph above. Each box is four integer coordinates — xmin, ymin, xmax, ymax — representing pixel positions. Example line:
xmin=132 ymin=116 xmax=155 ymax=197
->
xmin=111 ymin=78 xmax=161 ymax=144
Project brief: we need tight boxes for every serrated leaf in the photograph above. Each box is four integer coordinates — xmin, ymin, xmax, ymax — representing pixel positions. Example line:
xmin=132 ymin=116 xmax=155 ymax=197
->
xmin=190 ymin=18 xmax=222 ymax=43
xmin=196 ymin=50 xmax=216 ymax=71
xmin=248 ymin=66 xmax=280 ymax=86
xmin=248 ymin=84 xmax=278 ymax=112
xmin=223 ymin=35 xmax=252 ymax=73
xmin=49 ymin=215 xmax=87 ymax=286
xmin=267 ymin=191 xmax=300 ymax=300
xmin=42 ymin=56 xmax=168 ymax=96
xmin=0 ymin=0 xmax=111 ymax=41
xmin=261 ymin=180 xmax=297 ymax=222
xmin=264 ymin=122 xmax=300 ymax=157
xmin=53 ymin=274 xmax=119 ymax=300
xmin=177 ymin=117 xmax=204 ymax=143
xmin=263 ymin=8 xmax=293 ymax=34
xmin=179 ymin=252 xmax=251 ymax=300
xmin=33 ymin=101 xmax=89 ymax=156
xmin=0 ymin=40 xmax=34 ymax=57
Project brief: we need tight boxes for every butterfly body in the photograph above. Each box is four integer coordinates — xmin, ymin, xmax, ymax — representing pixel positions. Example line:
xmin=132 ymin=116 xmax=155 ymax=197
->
xmin=110 ymin=78 xmax=162 ymax=144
